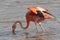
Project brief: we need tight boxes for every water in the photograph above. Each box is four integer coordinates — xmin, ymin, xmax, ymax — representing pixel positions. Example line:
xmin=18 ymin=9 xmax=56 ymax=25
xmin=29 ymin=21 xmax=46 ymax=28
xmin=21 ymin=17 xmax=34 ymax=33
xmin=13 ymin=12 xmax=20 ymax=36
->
xmin=0 ymin=0 xmax=60 ymax=40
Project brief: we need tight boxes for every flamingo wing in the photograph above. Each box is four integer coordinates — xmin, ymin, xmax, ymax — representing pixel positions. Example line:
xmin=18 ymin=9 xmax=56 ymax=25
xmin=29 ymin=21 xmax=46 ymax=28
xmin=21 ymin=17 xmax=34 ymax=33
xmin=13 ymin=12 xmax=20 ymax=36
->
xmin=28 ymin=7 xmax=38 ymax=14
xmin=36 ymin=10 xmax=44 ymax=19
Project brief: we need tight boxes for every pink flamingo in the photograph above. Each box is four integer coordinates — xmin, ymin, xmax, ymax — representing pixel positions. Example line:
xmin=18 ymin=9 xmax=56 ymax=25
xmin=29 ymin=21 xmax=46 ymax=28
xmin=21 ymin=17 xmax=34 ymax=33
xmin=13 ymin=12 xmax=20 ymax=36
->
xmin=12 ymin=7 xmax=54 ymax=34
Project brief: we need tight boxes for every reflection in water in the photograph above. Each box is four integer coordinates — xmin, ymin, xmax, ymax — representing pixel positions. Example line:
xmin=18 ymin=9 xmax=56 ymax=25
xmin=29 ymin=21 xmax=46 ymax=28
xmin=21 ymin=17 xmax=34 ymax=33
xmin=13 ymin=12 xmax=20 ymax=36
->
xmin=0 ymin=28 xmax=56 ymax=40
xmin=25 ymin=33 xmax=43 ymax=40
xmin=22 ymin=32 xmax=54 ymax=40
xmin=9 ymin=27 xmax=56 ymax=40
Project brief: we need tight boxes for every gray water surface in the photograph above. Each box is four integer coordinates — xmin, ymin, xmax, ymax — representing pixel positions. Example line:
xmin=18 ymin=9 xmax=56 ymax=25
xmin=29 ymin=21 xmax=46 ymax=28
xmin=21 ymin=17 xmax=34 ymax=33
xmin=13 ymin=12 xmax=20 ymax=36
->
xmin=0 ymin=0 xmax=60 ymax=40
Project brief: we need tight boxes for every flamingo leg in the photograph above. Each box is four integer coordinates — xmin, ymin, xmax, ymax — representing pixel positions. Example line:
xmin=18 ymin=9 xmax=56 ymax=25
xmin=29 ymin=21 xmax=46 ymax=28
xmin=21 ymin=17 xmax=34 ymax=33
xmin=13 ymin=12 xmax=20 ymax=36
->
xmin=35 ymin=22 xmax=38 ymax=33
xmin=38 ymin=22 xmax=46 ymax=32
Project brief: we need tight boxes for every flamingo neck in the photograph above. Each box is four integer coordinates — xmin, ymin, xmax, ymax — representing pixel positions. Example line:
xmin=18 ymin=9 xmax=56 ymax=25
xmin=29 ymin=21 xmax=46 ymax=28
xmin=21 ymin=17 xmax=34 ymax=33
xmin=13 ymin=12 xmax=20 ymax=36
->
xmin=12 ymin=21 xmax=29 ymax=34
xmin=16 ymin=21 xmax=29 ymax=29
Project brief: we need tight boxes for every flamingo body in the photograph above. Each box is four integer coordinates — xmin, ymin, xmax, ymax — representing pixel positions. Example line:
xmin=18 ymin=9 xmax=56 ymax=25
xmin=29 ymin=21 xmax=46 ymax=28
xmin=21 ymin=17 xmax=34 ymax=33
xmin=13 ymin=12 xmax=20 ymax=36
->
xmin=12 ymin=7 xmax=54 ymax=34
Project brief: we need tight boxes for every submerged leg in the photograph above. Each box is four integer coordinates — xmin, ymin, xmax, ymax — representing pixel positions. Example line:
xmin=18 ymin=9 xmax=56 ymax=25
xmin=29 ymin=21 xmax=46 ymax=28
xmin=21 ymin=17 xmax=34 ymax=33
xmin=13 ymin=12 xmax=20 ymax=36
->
xmin=38 ymin=22 xmax=46 ymax=32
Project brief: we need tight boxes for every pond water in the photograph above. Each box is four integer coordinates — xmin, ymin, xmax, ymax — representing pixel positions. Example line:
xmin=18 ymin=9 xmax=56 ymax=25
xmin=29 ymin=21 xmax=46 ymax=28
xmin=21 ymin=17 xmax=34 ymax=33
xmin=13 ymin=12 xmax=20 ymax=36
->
xmin=0 ymin=0 xmax=60 ymax=40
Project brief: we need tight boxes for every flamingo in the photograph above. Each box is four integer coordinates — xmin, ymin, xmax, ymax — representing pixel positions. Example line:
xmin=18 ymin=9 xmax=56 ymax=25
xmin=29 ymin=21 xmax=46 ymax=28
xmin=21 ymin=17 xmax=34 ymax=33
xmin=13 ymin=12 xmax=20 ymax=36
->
xmin=12 ymin=7 xmax=54 ymax=34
